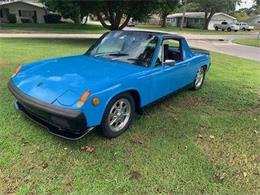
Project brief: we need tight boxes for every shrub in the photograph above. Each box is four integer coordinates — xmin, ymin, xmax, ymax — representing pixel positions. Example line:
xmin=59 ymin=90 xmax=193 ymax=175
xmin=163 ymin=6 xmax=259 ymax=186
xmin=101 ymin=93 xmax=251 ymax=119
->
xmin=21 ymin=18 xmax=32 ymax=23
xmin=44 ymin=14 xmax=61 ymax=23
xmin=7 ymin=14 xmax=17 ymax=23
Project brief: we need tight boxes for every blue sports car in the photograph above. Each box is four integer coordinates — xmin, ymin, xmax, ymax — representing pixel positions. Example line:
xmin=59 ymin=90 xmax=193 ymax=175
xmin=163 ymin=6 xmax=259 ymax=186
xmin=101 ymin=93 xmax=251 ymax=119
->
xmin=8 ymin=31 xmax=210 ymax=140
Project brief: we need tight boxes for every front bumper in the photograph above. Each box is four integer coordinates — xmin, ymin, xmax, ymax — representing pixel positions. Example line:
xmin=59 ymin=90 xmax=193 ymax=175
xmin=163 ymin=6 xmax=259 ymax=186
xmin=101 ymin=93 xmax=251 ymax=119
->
xmin=8 ymin=80 xmax=93 ymax=140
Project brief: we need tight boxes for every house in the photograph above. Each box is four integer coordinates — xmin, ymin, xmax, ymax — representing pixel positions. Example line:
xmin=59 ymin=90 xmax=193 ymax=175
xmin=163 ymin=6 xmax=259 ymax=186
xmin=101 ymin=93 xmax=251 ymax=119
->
xmin=0 ymin=0 xmax=47 ymax=23
xmin=246 ymin=15 xmax=260 ymax=27
xmin=166 ymin=12 xmax=237 ymax=30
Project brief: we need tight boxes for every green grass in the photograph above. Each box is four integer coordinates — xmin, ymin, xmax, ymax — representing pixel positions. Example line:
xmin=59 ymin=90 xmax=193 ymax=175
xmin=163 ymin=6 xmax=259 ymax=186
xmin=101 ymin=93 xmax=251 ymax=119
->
xmin=0 ymin=23 xmax=107 ymax=34
xmin=0 ymin=38 xmax=260 ymax=194
xmin=233 ymin=38 xmax=260 ymax=48
xmin=136 ymin=24 xmax=257 ymax=35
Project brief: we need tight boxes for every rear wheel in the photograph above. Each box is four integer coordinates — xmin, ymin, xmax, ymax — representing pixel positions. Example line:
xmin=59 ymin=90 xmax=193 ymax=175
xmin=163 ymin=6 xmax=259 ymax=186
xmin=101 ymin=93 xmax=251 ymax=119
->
xmin=227 ymin=27 xmax=231 ymax=32
xmin=101 ymin=93 xmax=135 ymax=138
xmin=242 ymin=28 xmax=246 ymax=31
xmin=190 ymin=66 xmax=206 ymax=90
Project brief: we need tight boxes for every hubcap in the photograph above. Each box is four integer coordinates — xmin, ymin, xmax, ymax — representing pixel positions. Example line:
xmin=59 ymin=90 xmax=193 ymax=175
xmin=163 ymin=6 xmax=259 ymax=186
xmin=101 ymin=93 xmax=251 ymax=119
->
xmin=195 ymin=67 xmax=204 ymax=88
xmin=108 ymin=98 xmax=131 ymax=132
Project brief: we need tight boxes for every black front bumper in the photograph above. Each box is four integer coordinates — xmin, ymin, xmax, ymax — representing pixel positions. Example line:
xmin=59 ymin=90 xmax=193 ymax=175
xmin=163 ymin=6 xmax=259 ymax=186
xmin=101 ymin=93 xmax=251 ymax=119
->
xmin=8 ymin=80 xmax=93 ymax=140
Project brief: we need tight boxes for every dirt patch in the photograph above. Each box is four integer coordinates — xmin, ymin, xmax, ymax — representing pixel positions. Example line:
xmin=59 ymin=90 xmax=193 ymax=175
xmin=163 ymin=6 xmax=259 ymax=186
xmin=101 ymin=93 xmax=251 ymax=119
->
xmin=174 ymin=96 xmax=212 ymax=109
xmin=129 ymin=170 xmax=142 ymax=180
xmin=130 ymin=137 xmax=143 ymax=145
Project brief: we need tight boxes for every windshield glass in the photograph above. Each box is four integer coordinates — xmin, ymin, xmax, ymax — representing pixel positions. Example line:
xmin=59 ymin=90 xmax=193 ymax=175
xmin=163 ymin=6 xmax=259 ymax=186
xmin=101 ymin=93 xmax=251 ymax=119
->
xmin=86 ymin=31 xmax=158 ymax=67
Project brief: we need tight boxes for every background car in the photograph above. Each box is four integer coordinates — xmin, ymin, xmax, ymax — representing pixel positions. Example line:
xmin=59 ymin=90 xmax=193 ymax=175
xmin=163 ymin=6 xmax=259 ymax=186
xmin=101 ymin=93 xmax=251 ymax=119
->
xmin=236 ymin=22 xmax=255 ymax=31
xmin=214 ymin=21 xmax=240 ymax=32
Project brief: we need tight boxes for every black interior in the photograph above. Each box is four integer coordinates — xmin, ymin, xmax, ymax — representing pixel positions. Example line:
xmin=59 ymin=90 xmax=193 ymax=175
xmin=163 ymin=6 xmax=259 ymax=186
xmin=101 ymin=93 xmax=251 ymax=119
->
xmin=163 ymin=44 xmax=182 ymax=62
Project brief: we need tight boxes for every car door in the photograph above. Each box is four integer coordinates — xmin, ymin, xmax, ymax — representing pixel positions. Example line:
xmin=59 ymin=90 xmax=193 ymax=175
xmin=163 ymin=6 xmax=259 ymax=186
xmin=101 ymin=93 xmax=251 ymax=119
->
xmin=161 ymin=39 xmax=193 ymax=93
xmin=148 ymin=38 xmax=192 ymax=102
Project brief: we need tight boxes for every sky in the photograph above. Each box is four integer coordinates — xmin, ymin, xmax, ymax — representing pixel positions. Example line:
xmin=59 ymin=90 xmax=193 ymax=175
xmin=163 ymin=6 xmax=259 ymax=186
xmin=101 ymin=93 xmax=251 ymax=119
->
xmin=236 ymin=0 xmax=255 ymax=10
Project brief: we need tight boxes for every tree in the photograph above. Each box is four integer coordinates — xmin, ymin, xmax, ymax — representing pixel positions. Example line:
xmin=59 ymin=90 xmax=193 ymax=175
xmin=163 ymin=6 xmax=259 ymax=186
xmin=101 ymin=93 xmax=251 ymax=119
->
xmin=156 ymin=0 xmax=179 ymax=27
xmin=42 ymin=0 xmax=82 ymax=23
xmin=225 ymin=0 xmax=241 ymax=15
xmin=252 ymin=0 xmax=260 ymax=14
xmin=180 ymin=0 xmax=187 ymax=30
xmin=191 ymin=0 xmax=240 ymax=29
xmin=42 ymin=1 xmax=165 ymax=30
xmin=85 ymin=0 xmax=158 ymax=30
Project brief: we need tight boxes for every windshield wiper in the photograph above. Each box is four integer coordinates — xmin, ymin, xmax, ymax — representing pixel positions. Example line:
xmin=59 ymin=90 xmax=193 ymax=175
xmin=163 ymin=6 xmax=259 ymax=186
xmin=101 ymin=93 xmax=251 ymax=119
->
xmin=109 ymin=53 xmax=129 ymax=57
xmin=127 ymin=58 xmax=142 ymax=61
xmin=94 ymin=52 xmax=128 ymax=57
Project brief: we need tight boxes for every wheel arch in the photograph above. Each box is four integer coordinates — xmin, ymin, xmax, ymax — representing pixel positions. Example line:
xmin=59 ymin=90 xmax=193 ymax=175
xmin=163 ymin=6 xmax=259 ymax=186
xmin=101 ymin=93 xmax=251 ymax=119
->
xmin=201 ymin=64 xmax=208 ymax=71
xmin=104 ymin=89 xmax=141 ymax=114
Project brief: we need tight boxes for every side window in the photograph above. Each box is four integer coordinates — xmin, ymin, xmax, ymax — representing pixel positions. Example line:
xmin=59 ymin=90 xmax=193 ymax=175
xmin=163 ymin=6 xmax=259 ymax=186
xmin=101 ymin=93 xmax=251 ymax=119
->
xmin=162 ymin=39 xmax=182 ymax=63
xmin=164 ymin=39 xmax=180 ymax=50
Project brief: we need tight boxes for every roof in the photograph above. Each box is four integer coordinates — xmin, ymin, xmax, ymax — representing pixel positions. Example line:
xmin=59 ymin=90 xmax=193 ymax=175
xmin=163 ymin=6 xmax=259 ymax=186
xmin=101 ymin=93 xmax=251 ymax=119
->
xmin=247 ymin=15 xmax=260 ymax=19
xmin=0 ymin=0 xmax=46 ymax=9
xmin=119 ymin=30 xmax=185 ymax=39
xmin=167 ymin=12 xmax=236 ymax=20
xmin=245 ymin=15 xmax=260 ymax=22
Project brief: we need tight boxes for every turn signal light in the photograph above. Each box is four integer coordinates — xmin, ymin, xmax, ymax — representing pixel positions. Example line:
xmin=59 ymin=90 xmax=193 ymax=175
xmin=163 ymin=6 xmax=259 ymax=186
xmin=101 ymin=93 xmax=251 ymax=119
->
xmin=77 ymin=90 xmax=90 ymax=107
xmin=92 ymin=97 xmax=100 ymax=106
xmin=12 ymin=66 xmax=21 ymax=77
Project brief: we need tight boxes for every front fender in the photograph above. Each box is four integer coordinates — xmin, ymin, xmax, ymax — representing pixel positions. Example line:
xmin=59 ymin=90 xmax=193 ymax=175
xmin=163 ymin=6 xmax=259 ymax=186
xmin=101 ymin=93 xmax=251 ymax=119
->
xmin=81 ymin=82 xmax=142 ymax=127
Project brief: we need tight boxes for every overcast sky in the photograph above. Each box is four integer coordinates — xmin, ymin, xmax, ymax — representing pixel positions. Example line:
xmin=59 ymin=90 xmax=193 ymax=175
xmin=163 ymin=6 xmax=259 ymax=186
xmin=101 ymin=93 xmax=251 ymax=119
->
xmin=236 ymin=0 xmax=255 ymax=10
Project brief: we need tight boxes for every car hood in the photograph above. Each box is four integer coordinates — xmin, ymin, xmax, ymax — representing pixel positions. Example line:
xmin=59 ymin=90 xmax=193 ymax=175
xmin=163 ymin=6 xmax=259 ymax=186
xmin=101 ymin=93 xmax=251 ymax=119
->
xmin=12 ymin=55 xmax=144 ymax=105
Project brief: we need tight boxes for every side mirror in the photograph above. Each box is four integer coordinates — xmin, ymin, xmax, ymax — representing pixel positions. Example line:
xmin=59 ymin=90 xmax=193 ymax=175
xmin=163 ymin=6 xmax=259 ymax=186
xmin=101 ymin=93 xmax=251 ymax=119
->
xmin=164 ymin=59 xmax=176 ymax=65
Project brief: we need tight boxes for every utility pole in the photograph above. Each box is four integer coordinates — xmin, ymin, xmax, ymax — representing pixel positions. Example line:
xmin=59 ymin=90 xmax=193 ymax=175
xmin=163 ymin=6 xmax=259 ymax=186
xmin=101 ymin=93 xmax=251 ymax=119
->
xmin=180 ymin=0 xmax=187 ymax=30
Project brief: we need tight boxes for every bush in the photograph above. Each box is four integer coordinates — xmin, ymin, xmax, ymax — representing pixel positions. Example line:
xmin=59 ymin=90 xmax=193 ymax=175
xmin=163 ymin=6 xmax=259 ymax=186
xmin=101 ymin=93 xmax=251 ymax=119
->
xmin=44 ymin=14 xmax=61 ymax=23
xmin=21 ymin=18 xmax=32 ymax=23
xmin=7 ymin=14 xmax=17 ymax=23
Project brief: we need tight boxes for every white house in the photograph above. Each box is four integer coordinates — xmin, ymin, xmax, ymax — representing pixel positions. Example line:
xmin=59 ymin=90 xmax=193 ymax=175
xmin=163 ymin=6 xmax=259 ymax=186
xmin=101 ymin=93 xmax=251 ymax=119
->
xmin=0 ymin=0 xmax=47 ymax=23
xmin=167 ymin=12 xmax=237 ymax=30
xmin=246 ymin=15 xmax=260 ymax=27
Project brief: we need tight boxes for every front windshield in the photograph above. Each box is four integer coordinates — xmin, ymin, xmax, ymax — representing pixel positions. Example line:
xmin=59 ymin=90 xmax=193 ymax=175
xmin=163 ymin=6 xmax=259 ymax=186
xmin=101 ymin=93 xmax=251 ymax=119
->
xmin=86 ymin=31 xmax=158 ymax=67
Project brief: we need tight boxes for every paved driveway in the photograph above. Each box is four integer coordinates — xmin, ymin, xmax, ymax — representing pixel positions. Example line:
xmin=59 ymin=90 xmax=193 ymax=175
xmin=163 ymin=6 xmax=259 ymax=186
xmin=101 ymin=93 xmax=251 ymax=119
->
xmin=0 ymin=31 xmax=259 ymax=62
xmin=188 ymin=39 xmax=260 ymax=62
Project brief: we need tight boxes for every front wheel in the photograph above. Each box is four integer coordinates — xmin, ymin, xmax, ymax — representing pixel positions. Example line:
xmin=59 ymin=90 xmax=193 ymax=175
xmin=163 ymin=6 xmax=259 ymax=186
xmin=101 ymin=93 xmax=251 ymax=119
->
xmin=190 ymin=66 xmax=206 ymax=90
xmin=101 ymin=93 xmax=135 ymax=138
xmin=227 ymin=28 xmax=231 ymax=32
xmin=215 ymin=26 xmax=218 ymax=31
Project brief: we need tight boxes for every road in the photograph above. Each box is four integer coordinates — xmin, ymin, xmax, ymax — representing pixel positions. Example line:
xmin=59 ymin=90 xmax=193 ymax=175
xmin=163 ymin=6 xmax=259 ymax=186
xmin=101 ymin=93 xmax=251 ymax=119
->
xmin=188 ymin=39 xmax=260 ymax=62
xmin=0 ymin=31 xmax=259 ymax=62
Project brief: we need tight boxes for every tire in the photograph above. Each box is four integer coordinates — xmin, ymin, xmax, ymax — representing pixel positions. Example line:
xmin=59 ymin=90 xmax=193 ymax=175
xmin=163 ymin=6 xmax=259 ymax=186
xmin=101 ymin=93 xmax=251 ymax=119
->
xmin=222 ymin=29 xmax=224 ymax=31
xmin=190 ymin=66 xmax=206 ymax=90
xmin=242 ymin=28 xmax=246 ymax=31
xmin=215 ymin=26 xmax=218 ymax=31
xmin=227 ymin=28 xmax=231 ymax=32
xmin=101 ymin=93 xmax=135 ymax=138
xmin=235 ymin=30 xmax=238 ymax=32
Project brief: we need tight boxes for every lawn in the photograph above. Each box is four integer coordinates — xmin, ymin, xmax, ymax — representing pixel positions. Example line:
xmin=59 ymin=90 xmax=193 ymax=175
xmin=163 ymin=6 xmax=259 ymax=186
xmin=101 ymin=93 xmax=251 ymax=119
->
xmin=0 ymin=38 xmax=259 ymax=194
xmin=0 ymin=23 xmax=107 ymax=34
xmin=136 ymin=24 xmax=257 ymax=35
xmin=233 ymin=38 xmax=260 ymax=48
